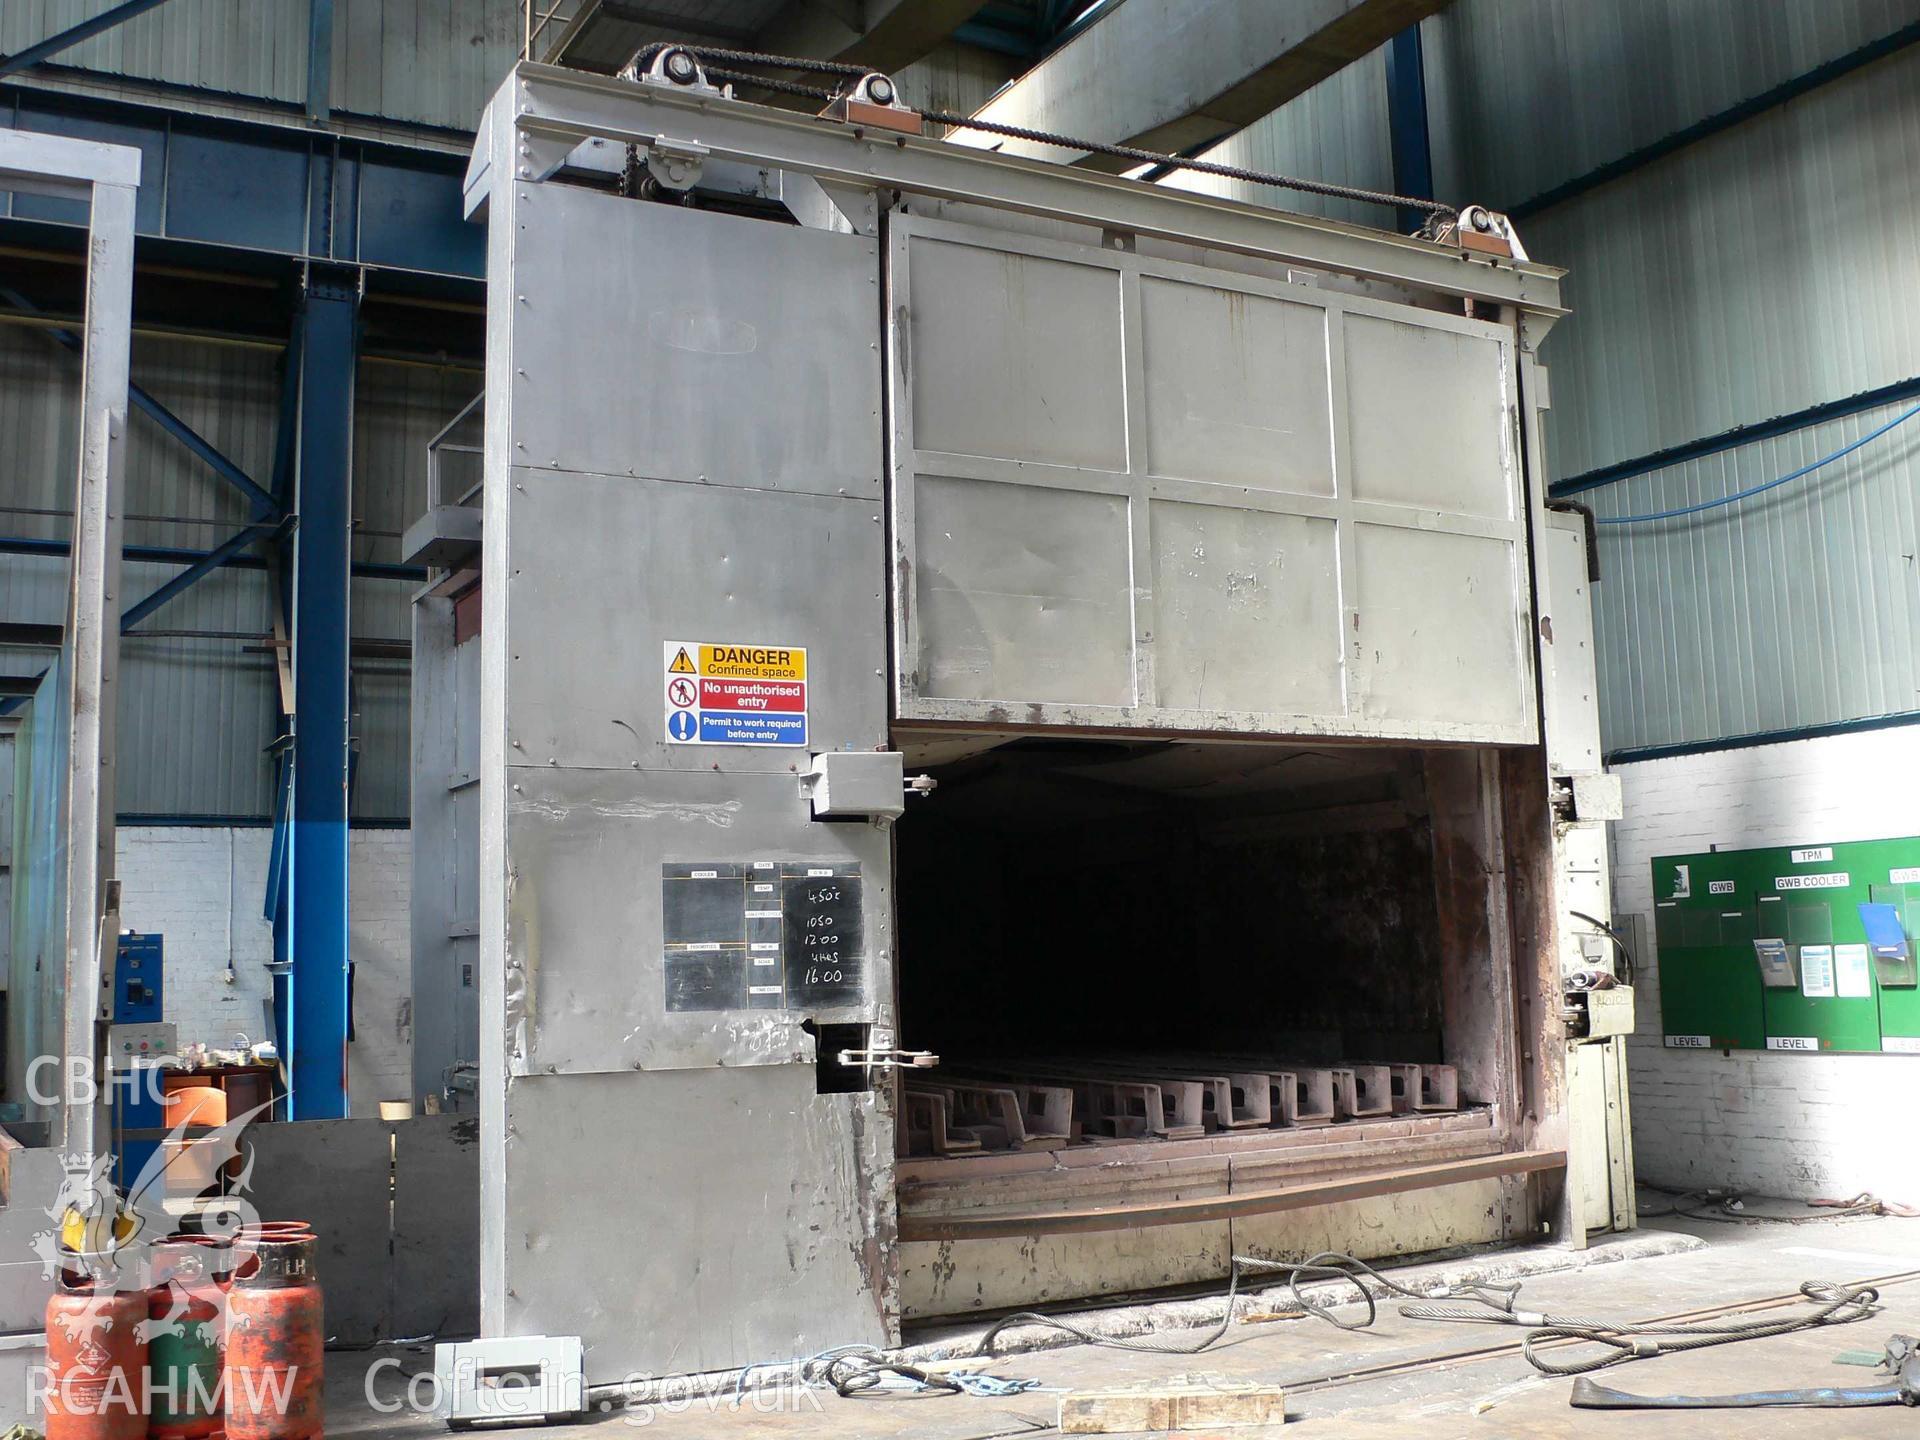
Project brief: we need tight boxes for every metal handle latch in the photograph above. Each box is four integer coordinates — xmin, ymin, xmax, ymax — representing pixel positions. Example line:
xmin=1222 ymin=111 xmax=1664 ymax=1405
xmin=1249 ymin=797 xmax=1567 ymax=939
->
xmin=837 ymin=1048 xmax=939 ymax=1070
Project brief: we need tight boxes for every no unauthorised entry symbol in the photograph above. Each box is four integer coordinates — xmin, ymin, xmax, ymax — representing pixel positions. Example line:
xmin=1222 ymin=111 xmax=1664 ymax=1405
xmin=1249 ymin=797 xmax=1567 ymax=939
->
xmin=667 ymin=677 xmax=697 ymax=708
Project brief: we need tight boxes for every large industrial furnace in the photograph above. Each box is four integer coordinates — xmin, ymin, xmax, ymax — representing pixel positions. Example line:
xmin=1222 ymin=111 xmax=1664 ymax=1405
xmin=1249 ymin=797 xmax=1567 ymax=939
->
xmin=406 ymin=54 xmax=1633 ymax=1386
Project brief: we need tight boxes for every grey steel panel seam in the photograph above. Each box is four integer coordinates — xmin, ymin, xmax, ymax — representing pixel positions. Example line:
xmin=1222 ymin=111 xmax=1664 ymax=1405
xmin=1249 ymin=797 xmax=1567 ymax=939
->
xmin=881 ymin=713 xmax=1537 ymax=747
xmin=908 ymin=453 xmax=1524 ymax=543
xmin=502 ymin=460 xmax=885 ymax=502
xmin=502 ymin=63 xmax=1566 ymax=316
xmin=1117 ymin=263 xmax=1155 ymax=711
xmin=899 ymin=212 xmax=1520 ymax=346
xmin=1325 ymin=273 xmax=1358 ymax=715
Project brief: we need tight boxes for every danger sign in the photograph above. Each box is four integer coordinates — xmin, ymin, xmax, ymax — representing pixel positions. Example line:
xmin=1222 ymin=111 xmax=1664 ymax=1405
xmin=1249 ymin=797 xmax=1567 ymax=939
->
xmin=664 ymin=640 xmax=809 ymax=747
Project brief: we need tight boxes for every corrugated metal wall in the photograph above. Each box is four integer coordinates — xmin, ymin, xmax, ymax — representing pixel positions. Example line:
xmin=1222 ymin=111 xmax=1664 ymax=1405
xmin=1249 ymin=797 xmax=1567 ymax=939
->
xmin=0 ymin=325 xmax=282 ymax=818
xmin=331 ymin=0 xmax=517 ymax=130
xmin=1516 ymin=46 xmax=1920 ymax=479
xmin=1422 ymin=1 xmax=1920 ymax=753
xmin=1583 ymin=399 xmax=1920 ymax=747
xmin=6 ymin=657 xmax=69 ymax=1113
xmin=1424 ymin=0 xmax=1918 ymax=210
xmin=0 ymin=0 xmax=516 ymax=131
xmin=0 ymin=0 xmax=307 ymax=108
xmin=0 ymin=321 xmax=475 ymax=819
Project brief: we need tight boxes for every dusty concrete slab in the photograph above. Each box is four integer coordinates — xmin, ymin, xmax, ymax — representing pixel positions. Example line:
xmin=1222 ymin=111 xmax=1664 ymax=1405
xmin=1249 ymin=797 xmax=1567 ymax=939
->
xmin=332 ymin=1213 xmax=1920 ymax=1439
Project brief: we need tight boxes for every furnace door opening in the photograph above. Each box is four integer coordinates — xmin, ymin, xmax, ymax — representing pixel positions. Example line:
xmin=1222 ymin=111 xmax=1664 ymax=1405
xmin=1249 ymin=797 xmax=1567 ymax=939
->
xmin=892 ymin=735 xmax=1514 ymax=1150
xmin=888 ymin=734 xmax=1539 ymax=1319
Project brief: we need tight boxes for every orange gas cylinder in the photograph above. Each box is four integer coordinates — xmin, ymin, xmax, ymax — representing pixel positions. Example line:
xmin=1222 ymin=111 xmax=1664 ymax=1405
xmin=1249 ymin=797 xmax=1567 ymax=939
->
xmin=44 ymin=1270 xmax=149 ymax=1440
xmin=224 ymin=1235 xmax=322 ymax=1440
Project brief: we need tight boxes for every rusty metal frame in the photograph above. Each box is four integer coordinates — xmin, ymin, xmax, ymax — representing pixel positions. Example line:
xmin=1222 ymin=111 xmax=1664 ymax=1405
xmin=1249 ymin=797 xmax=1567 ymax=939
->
xmin=899 ymin=1148 xmax=1567 ymax=1240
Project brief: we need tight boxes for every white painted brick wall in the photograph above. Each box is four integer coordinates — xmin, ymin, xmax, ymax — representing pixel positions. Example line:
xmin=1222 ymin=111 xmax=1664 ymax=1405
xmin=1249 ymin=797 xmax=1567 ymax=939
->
xmin=114 ymin=826 xmax=413 ymax=1119
xmin=346 ymin=830 xmax=413 ymax=1112
xmin=1612 ymin=726 xmax=1920 ymax=1200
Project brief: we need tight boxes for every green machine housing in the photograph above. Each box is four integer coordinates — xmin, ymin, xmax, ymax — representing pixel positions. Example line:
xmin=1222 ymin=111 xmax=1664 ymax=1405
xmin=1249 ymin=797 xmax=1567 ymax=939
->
xmin=1653 ymin=836 xmax=1920 ymax=1054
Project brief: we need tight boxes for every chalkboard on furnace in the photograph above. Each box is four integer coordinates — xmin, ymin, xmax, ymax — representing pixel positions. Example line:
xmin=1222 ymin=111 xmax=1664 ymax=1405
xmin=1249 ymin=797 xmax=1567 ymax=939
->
xmin=783 ymin=868 xmax=864 ymax=1007
xmin=660 ymin=860 xmax=864 ymax=1012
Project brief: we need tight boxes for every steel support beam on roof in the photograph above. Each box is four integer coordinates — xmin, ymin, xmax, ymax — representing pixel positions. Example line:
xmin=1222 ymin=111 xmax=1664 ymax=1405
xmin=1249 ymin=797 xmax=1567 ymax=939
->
xmin=0 ymin=130 xmax=141 ymax=1163
xmin=0 ymin=0 xmax=179 ymax=81
xmin=119 ymin=521 xmax=282 ymax=633
xmin=285 ymin=263 xmax=360 ymax=1121
xmin=953 ymin=0 xmax=1451 ymax=173
xmin=1384 ymin=24 xmax=1432 ymax=233
xmin=0 ymin=85 xmax=486 ymax=280
xmin=0 ymin=280 xmax=307 ymax=630
xmin=0 ymin=535 xmax=424 ymax=583
xmin=0 ymin=622 xmax=63 ymax=648
xmin=128 ymin=387 xmax=278 ymax=514
xmin=485 ymin=64 xmax=1563 ymax=316
xmin=755 ymin=0 xmax=989 ymax=75
xmin=541 ymin=0 xmax=984 ymax=78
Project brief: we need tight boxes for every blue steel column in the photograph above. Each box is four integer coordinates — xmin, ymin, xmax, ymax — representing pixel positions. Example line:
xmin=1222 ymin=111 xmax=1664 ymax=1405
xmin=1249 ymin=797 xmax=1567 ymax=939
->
xmin=1385 ymin=25 xmax=1434 ymax=234
xmin=287 ymin=263 xmax=359 ymax=1119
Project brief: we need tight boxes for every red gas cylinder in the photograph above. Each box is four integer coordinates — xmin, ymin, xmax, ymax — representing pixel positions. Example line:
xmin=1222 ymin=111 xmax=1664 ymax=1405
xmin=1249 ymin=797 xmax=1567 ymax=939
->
xmin=224 ymin=1234 xmax=322 ymax=1440
xmin=44 ymin=1268 xmax=149 ymax=1440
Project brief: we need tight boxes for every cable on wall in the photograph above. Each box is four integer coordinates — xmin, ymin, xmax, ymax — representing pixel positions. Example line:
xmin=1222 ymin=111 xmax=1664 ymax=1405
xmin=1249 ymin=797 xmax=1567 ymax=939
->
xmin=1596 ymin=403 xmax=1920 ymax=526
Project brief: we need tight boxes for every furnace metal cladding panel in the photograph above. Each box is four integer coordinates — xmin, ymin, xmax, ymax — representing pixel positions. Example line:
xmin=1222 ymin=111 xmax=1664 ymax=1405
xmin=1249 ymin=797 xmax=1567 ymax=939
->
xmin=496 ymin=187 xmax=892 ymax=1075
xmin=476 ymin=168 xmax=899 ymax=1377
xmin=888 ymin=216 xmax=1535 ymax=743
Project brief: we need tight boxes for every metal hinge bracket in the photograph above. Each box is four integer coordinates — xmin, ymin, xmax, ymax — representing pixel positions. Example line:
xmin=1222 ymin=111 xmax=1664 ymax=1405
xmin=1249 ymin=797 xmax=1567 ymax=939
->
xmin=837 ymin=1048 xmax=939 ymax=1070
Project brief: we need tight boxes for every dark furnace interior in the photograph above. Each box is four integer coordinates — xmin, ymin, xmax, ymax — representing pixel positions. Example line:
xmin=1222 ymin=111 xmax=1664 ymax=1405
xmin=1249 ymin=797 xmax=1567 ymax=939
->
xmin=894 ymin=737 xmax=1453 ymax=1092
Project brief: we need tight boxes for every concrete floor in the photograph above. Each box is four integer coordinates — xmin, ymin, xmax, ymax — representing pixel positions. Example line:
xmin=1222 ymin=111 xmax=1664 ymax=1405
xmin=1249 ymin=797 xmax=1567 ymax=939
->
xmin=332 ymin=1207 xmax=1920 ymax=1439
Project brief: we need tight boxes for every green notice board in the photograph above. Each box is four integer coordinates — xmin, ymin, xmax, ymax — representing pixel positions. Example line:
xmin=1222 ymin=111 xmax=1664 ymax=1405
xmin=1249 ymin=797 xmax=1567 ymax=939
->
xmin=1653 ymin=836 xmax=1920 ymax=1054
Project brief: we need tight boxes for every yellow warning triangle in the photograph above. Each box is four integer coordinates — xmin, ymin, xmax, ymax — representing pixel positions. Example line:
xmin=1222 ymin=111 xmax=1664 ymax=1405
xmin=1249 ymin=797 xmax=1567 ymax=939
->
xmin=668 ymin=646 xmax=697 ymax=675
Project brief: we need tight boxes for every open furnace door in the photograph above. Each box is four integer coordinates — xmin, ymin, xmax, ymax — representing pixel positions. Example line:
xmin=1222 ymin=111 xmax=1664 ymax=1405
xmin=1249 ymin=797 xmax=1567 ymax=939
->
xmin=886 ymin=214 xmax=1538 ymax=745
xmin=476 ymin=170 xmax=899 ymax=1381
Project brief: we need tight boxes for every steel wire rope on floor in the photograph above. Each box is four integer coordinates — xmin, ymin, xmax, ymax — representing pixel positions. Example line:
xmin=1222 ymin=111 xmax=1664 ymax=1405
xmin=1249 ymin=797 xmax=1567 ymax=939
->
xmin=688 ymin=1268 xmax=1920 ymax=1416
xmin=969 ymin=1247 xmax=1888 ymax=1383
xmin=971 ymin=1252 xmax=1518 ymax=1357
xmin=1400 ymin=1279 xmax=1883 ymax=1377
xmin=1635 ymin=1185 xmax=1920 ymax=1223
